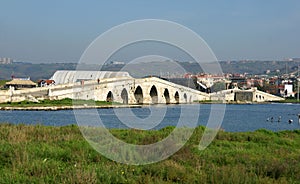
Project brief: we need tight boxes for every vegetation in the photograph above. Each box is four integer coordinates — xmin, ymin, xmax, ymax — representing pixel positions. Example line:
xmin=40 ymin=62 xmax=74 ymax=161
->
xmin=0 ymin=63 xmax=77 ymax=81
xmin=198 ymin=100 xmax=224 ymax=104
xmin=1 ymin=61 xmax=299 ymax=81
xmin=1 ymin=124 xmax=300 ymax=183
xmin=274 ymin=98 xmax=300 ymax=104
xmin=0 ymin=80 xmax=9 ymax=86
xmin=0 ymin=80 xmax=9 ymax=89
xmin=210 ymin=81 xmax=226 ymax=92
xmin=0 ymin=98 xmax=121 ymax=107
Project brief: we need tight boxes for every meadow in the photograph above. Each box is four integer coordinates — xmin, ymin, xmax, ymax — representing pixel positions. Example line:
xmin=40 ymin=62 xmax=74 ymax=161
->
xmin=1 ymin=124 xmax=300 ymax=183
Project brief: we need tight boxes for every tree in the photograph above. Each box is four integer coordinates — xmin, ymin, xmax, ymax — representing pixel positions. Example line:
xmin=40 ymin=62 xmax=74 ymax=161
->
xmin=211 ymin=81 xmax=226 ymax=92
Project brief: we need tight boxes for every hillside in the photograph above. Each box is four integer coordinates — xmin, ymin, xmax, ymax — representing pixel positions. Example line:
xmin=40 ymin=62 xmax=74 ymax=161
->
xmin=0 ymin=60 xmax=299 ymax=81
xmin=0 ymin=63 xmax=77 ymax=81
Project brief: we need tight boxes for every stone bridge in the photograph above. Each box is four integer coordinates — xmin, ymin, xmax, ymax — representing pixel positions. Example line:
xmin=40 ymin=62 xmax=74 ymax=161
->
xmin=0 ymin=76 xmax=210 ymax=104
xmin=0 ymin=70 xmax=284 ymax=104
xmin=50 ymin=76 xmax=209 ymax=104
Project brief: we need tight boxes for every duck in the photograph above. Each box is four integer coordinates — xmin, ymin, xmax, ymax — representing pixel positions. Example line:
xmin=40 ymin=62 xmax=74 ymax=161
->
xmin=278 ymin=116 xmax=281 ymax=122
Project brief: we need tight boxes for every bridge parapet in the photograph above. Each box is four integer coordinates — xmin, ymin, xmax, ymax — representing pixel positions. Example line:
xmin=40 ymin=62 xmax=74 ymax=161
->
xmin=0 ymin=76 xmax=210 ymax=104
xmin=93 ymin=77 xmax=209 ymax=104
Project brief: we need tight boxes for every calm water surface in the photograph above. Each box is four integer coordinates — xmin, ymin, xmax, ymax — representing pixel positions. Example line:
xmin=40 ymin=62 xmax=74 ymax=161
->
xmin=0 ymin=104 xmax=299 ymax=132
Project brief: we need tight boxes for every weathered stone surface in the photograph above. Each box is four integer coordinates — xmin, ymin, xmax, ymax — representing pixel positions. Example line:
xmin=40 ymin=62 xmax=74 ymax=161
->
xmin=0 ymin=77 xmax=209 ymax=104
xmin=0 ymin=77 xmax=283 ymax=105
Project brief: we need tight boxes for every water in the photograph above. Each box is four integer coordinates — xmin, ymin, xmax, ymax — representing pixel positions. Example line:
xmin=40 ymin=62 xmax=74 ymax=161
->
xmin=0 ymin=104 xmax=299 ymax=132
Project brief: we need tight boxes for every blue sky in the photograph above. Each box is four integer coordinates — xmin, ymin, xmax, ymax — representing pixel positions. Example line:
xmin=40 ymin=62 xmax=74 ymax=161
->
xmin=0 ymin=0 xmax=299 ymax=63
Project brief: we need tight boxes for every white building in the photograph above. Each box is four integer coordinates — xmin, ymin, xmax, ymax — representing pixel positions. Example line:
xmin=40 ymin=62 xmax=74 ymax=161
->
xmin=0 ymin=57 xmax=13 ymax=64
xmin=50 ymin=70 xmax=132 ymax=84
xmin=283 ymin=84 xmax=294 ymax=97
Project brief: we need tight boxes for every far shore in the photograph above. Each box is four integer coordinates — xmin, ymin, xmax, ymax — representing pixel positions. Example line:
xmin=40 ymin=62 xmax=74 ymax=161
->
xmin=0 ymin=104 xmax=143 ymax=111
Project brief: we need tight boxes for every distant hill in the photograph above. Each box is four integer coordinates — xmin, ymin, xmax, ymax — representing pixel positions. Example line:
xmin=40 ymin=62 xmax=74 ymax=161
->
xmin=180 ymin=60 xmax=300 ymax=75
xmin=0 ymin=63 xmax=77 ymax=81
xmin=0 ymin=60 xmax=299 ymax=81
xmin=219 ymin=60 xmax=299 ymax=75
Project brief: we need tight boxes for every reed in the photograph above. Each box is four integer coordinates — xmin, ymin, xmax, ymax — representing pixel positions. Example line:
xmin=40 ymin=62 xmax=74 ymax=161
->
xmin=0 ymin=124 xmax=300 ymax=183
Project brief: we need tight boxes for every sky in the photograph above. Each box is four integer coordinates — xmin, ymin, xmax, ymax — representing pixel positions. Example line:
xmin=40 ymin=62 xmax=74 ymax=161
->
xmin=0 ymin=0 xmax=300 ymax=63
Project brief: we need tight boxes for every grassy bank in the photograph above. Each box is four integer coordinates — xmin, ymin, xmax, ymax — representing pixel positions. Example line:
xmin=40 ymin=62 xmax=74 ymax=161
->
xmin=1 ymin=124 xmax=300 ymax=183
xmin=274 ymin=98 xmax=300 ymax=104
xmin=198 ymin=100 xmax=224 ymax=104
xmin=0 ymin=98 xmax=120 ymax=107
xmin=0 ymin=80 xmax=9 ymax=86
xmin=0 ymin=80 xmax=9 ymax=90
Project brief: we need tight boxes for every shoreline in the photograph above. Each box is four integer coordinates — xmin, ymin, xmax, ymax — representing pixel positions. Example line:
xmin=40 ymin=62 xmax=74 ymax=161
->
xmin=1 ymin=124 xmax=300 ymax=183
xmin=1 ymin=101 xmax=299 ymax=111
xmin=0 ymin=104 xmax=142 ymax=111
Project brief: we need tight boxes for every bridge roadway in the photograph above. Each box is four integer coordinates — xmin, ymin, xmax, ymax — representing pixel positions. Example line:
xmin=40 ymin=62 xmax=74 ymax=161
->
xmin=0 ymin=76 xmax=210 ymax=104
xmin=50 ymin=76 xmax=210 ymax=104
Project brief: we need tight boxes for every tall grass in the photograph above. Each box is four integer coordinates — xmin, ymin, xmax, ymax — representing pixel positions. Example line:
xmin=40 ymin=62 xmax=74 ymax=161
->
xmin=0 ymin=124 xmax=300 ymax=183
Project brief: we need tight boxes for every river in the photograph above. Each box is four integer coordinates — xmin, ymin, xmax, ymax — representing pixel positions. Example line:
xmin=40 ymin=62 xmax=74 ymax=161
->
xmin=0 ymin=104 xmax=299 ymax=132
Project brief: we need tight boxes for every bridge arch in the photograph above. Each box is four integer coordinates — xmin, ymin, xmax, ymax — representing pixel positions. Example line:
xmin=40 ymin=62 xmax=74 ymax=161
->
xmin=106 ymin=91 xmax=113 ymax=102
xmin=174 ymin=91 xmax=179 ymax=104
xmin=184 ymin=93 xmax=187 ymax=103
xmin=121 ymin=88 xmax=128 ymax=104
xmin=134 ymin=86 xmax=143 ymax=104
xmin=163 ymin=88 xmax=170 ymax=104
xmin=150 ymin=85 xmax=158 ymax=104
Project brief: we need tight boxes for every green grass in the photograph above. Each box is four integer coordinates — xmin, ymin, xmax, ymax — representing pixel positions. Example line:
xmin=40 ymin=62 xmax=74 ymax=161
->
xmin=198 ymin=100 xmax=224 ymax=104
xmin=0 ymin=80 xmax=9 ymax=89
xmin=0 ymin=80 xmax=8 ymax=86
xmin=274 ymin=98 xmax=300 ymax=103
xmin=0 ymin=98 xmax=121 ymax=107
xmin=1 ymin=124 xmax=300 ymax=183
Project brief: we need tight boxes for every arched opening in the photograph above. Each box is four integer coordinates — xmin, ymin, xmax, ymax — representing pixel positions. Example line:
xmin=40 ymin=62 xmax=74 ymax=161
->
xmin=164 ymin=88 xmax=170 ymax=104
xmin=184 ymin=93 xmax=187 ymax=103
xmin=121 ymin=88 xmax=128 ymax=104
xmin=134 ymin=86 xmax=143 ymax=104
xmin=174 ymin=91 xmax=179 ymax=104
xmin=150 ymin=85 xmax=158 ymax=104
xmin=106 ymin=91 xmax=113 ymax=102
